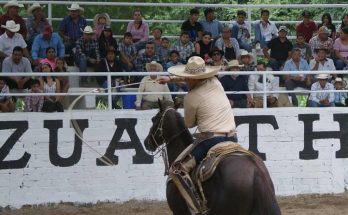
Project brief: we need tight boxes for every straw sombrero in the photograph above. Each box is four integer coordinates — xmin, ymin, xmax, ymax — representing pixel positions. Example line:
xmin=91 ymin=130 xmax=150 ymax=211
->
xmin=146 ymin=61 xmax=163 ymax=72
xmin=27 ymin=3 xmax=45 ymax=15
xmin=168 ymin=56 xmax=220 ymax=79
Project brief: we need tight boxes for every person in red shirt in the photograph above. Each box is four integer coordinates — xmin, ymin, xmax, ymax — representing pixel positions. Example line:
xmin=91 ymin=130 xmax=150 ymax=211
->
xmin=0 ymin=0 xmax=27 ymax=38
xmin=296 ymin=11 xmax=317 ymax=43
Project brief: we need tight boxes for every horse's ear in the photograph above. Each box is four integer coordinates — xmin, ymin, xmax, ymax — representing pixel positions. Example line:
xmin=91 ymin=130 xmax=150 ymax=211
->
xmin=158 ymin=98 xmax=163 ymax=112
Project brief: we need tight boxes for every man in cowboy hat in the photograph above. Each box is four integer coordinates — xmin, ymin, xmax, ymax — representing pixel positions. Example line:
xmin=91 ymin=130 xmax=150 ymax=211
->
xmin=159 ymin=56 xmax=237 ymax=214
xmin=0 ymin=0 xmax=27 ymax=38
xmin=26 ymin=3 xmax=48 ymax=47
xmin=309 ymin=26 xmax=333 ymax=58
xmin=238 ymin=49 xmax=255 ymax=74
xmin=333 ymin=77 xmax=347 ymax=106
xmin=308 ymin=73 xmax=335 ymax=107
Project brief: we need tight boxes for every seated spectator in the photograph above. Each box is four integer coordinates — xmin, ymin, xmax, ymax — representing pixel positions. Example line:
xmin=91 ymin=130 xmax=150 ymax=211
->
xmin=118 ymin=32 xmax=137 ymax=72
xmin=75 ymin=26 xmax=100 ymax=74
xmin=215 ymin=27 xmax=240 ymax=61
xmin=59 ymin=3 xmax=87 ymax=63
xmin=0 ymin=0 xmax=27 ymax=38
xmin=0 ymin=77 xmax=15 ymax=112
xmin=283 ymin=48 xmax=311 ymax=106
xmin=136 ymin=61 xmax=173 ymax=110
xmin=230 ymin=10 xmax=252 ymax=52
xmin=159 ymin=37 xmax=170 ymax=61
xmin=134 ymin=41 xmax=164 ymax=83
xmin=127 ymin=9 xmax=149 ymax=50
xmin=54 ymin=58 xmax=69 ymax=97
xmin=253 ymin=9 xmax=278 ymax=49
xmin=308 ymin=74 xmax=334 ymax=107
xmin=238 ymin=50 xmax=255 ymax=72
xmin=318 ymin=13 xmax=336 ymax=39
xmin=93 ymin=13 xmax=110 ymax=40
xmin=296 ymin=11 xmax=317 ymax=43
xmin=26 ymin=3 xmax=48 ymax=47
xmin=206 ymin=48 xmax=227 ymax=67
xmin=39 ymin=47 xmax=58 ymax=70
xmin=334 ymin=27 xmax=348 ymax=70
xmin=24 ymin=79 xmax=44 ymax=112
xmin=248 ymin=62 xmax=279 ymax=108
xmin=2 ymin=46 xmax=32 ymax=89
xmin=31 ymin=25 xmax=65 ymax=64
xmin=263 ymin=26 xmax=293 ymax=71
xmin=166 ymin=50 xmax=182 ymax=70
xmin=0 ymin=20 xmax=32 ymax=64
xmin=293 ymin=33 xmax=312 ymax=61
xmin=220 ymin=60 xmax=253 ymax=108
xmin=39 ymin=62 xmax=64 ymax=112
xmin=310 ymin=48 xmax=335 ymax=72
xmin=336 ymin=14 xmax=348 ymax=38
xmin=199 ymin=8 xmax=222 ymax=40
xmin=333 ymin=77 xmax=347 ymax=107
xmin=181 ymin=8 xmax=203 ymax=42
xmin=150 ymin=27 xmax=163 ymax=52
xmin=98 ymin=25 xmax=117 ymax=59
xmin=309 ymin=26 xmax=333 ymax=58
xmin=171 ymin=31 xmax=194 ymax=63
xmin=194 ymin=31 xmax=213 ymax=61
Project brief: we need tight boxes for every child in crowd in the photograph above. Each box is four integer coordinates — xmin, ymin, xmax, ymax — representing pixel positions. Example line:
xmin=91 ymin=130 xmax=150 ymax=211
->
xmin=159 ymin=37 xmax=170 ymax=61
xmin=293 ymin=33 xmax=312 ymax=61
xmin=54 ymin=58 xmax=69 ymax=98
xmin=165 ymin=50 xmax=182 ymax=70
xmin=0 ymin=78 xmax=15 ymax=112
xmin=119 ymin=32 xmax=137 ymax=71
xmin=136 ymin=61 xmax=173 ymax=110
xmin=24 ymin=79 xmax=44 ymax=112
xmin=333 ymin=77 xmax=347 ymax=107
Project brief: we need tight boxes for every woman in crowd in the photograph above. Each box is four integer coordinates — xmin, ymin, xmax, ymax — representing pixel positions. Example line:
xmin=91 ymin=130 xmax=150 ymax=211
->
xmin=194 ymin=31 xmax=213 ymax=61
xmin=214 ymin=27 xmax=240 ymax=61
xmin=39 ymin=47 xmax=57 ymax=70
xmin=337 ymin=14 xmax=348 ymax=38
xmin=334 ymin=27 xmax=348 ymax=70
xmin=318 ymin=13 xmax=336 ymax=39
xmin=126 ymin=9 xmax=149 ymax=50
xmin=98 ymin=25 xmax=117 ymax=59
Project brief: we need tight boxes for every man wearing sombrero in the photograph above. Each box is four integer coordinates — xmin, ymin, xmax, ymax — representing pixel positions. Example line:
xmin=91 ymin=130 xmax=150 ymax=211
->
xmin=308 ymin=74 xmax=335 ymax=107
xmin=159 ymin=56 xmax=237 ymax=213
xmin=0 ymin=0 xmax=27 ymax=38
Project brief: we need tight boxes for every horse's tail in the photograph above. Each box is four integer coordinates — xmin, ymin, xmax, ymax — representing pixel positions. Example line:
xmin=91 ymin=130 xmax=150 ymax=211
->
xmin=250 ymin=155 xmax=282 ymax=215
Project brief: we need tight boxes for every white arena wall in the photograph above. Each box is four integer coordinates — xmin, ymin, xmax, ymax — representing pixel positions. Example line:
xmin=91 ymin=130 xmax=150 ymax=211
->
xmin=0 ymin=108 xmax=347 ymax=208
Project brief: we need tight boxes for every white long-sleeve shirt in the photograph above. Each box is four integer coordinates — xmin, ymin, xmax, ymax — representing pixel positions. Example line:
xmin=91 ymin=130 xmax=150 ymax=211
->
xmin=308 ymin=81 xmax=335 ymax=103
xmin=248 ymin=74 xmax=279 ymax=99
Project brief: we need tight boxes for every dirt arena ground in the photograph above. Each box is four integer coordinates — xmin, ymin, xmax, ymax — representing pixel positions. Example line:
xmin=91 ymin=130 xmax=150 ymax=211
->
xmin=0 ymin=192 xmax=347 ymax=215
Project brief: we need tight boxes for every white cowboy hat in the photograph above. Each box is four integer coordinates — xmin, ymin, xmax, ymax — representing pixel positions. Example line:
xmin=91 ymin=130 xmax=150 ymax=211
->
xmin=27 ymin=3 xmax=46 ymax=15
xmin=237 ymin=49 xmax=254 ymax=62
xmin=82 ymin=26 xmax=94 ymax=34
xmin=1 ymin=20 xmax=20 ymax=33
xmin=316 ymin=74 xmax=331 ymax=80
xmin=168 ymin=56 xmax=220 ymax=79
xmin=3 ymin=0 xmax=24 ymax=10
xmin=225 ymin=60 xmax=243 ymax=69
xmin=146 ymin=61 xmax=163 ymax=72
xmin=67 ymin=3 xmax=84 ymax=12
xmin=333 ymin=77 xmax=347 ymax=88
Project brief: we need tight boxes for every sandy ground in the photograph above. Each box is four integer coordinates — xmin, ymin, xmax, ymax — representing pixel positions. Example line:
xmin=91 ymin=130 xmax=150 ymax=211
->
xmin=1 ymin=192 xmax=347 ymax=215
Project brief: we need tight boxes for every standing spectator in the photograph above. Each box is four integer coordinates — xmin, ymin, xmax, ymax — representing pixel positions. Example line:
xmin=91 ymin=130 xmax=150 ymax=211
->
xmin=253 ymin=9 xmax=278 ymax=49
xmin=334 ymin=27 xmax=348 ymax=70
xmin=336 ymin=14 xmax=348 ymax=38
xmin=59 ymin=3 xmax=87 ymax=62
xmin=263 ymin=26 xmax=293 ymax=71
xmin=199 ymin=8 xmax=222 ymax=40
xmin=98 ymin=25 xmax=117 ymax=59
xmin=24 ymin=79 xmax=44 ymax=112
xmin=181 ymin=8 xmax=203 ymax=42
xmin=215 ymin=27 xmax=240 ymax=61
xmin=31 ymin=25 xmax=65 ymax=63
xmin=309 ymin=26 xmax=333 ymax=58
xmin=75 ymin=26 xmax=100 ymax=74
xmin=2 ymin=46 xmax=32 ymax=90
xmin=26 ymin=3 xmax=48 ymax=47
xmin=248 ymin=62 xmax=279 ymax=108
xmin=308 ymin=74 xmax=334 ymax=107
xmin=230 ymin=10 xmax=252 ymax=52
xmin=0 ymin=0 xmax=27 ymax=38
xmin=0 ymin=77 xmax=15 ymax=112
xmin=296 ymin=11 xmax=317 ymax=43
xmin=194 ymin=31 xmax=213 ymax=61
xmin=171 ymin=31 xmax=194 ymax=63
xmin=126 ymin=9 xmax=149 ymax=50
xmin=206 ymin=48 xmax=227 ymax=67
xmin=310 ymin=48 xmax=335 ymax=71
xmin=136 ymin=61 xmax=173 ymax=110
xmin=118 ymin=32 xmax=137 ymax=72
xmin=93 ymin=13 xmax=110 ymax=40
xmin=333 ymin=77 xmax=347 ymax=107
xmin=318 ymin=13 xmax=336 ymax=39
xmin=293 ymin=33 xmax=312 ymax=61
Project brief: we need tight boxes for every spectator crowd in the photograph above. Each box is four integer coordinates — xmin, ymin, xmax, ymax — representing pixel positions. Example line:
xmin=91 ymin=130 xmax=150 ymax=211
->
xmin=0 ymin=0 xmax=347 ymax=112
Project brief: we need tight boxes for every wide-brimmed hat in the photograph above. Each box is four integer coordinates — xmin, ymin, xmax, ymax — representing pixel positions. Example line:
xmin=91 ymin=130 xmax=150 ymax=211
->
xmin=278 ymin=26 xmax=289 ymax=33
xmin=3 ymin=0 xmax=24 ymax=10
xmin=318 ymin=26 xmax=330 ymax=34
xmin=1 ymin=20 xmax=20 ymax=33
xmin=333 ymin=77 xmax=347 ymax=87
xmin=27 ymin=3 xmax=45 ymax=15
xmin=67 ymin=3 xmax=84 ymax=12
xmin=82 ymin=26 xmax=94 ymax=34
xmin=316 ymin=74 xmax=331 ymax=80
xmin=168 ymin=56 xmax=220 ymax=79
xmin=237 ymin=49 xmax=254 ymax=62
xmin=225 ymin=60 xmax=243 ymax=69
xmin=146 ymin=61 xmax=163 ymax=72
xmin=208 ymin=48 xmax=224 ymax=58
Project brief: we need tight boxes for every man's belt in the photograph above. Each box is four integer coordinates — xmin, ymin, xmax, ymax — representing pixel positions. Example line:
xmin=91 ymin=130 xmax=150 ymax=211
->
xmin=193 ymin=132 xmax=236 ymax=139
xmin=212 ymin=132 xmax=236 ymax=137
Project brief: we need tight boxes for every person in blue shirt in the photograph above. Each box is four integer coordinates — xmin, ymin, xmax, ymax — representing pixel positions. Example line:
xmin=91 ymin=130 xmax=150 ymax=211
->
xmin=199 ymin=8 xmax=222 ymax=40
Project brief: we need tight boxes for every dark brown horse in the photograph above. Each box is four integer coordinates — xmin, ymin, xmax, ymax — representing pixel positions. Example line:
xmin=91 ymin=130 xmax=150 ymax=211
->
xmin=144 ymin=105 xmax=281 ymax=215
